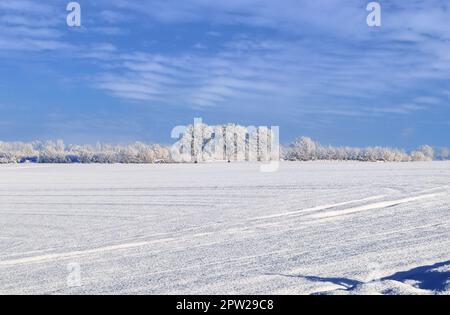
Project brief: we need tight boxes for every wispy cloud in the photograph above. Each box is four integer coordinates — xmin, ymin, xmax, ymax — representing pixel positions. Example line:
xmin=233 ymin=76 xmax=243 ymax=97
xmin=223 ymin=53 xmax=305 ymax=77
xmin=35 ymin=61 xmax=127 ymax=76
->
xmin=2 ymin=0 xmax=450 ymax=144
xmin=73 ymin=0 xmax=450 ymax=117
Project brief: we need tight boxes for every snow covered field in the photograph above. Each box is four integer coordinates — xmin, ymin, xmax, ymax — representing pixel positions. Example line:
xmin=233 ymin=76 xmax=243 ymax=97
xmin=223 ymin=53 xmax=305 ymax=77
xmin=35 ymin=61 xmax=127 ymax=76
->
xmin=0 ymin=162 xmax=449 ymax=295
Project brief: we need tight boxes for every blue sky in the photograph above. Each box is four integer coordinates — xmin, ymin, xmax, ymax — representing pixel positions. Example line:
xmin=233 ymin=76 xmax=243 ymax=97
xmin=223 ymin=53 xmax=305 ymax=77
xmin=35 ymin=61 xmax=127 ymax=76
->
xmin=1 ymin=0 xmax=450 ymax=148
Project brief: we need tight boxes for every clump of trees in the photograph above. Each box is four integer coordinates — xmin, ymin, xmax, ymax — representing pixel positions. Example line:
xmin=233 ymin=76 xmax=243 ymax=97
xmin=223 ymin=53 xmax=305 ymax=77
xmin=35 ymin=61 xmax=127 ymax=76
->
xmin=173 ymin=123 xmax=278 ymax=163
xmin=283 ymin=137 xmax=442 ymax=162
xmin=0 ymin=140 xmax=171 ymax=164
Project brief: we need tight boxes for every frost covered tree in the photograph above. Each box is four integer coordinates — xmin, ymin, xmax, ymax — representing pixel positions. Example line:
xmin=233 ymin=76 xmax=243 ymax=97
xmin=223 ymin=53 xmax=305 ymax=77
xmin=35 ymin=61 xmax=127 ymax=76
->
xmin=437 ymin=147 xmax=450 ymax=160
xmin=286 ymin=137 xmax=317 ymax=161
xmin=418 ymin=145 xmax=434 ymax=161
xmin=410 ymin=150 xmax=427 ymax=162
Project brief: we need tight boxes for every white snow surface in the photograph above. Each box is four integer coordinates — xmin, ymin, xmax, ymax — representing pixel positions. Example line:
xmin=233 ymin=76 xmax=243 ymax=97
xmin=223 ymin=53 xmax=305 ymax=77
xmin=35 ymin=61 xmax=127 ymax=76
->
xmin=0 ymin=162 xmax=449 ymax=295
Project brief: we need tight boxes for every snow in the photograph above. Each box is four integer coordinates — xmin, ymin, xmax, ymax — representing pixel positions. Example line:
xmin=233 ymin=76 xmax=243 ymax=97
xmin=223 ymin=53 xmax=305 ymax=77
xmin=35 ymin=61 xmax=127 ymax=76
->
xmin=0 ymin=162 xmax=449 ymax=295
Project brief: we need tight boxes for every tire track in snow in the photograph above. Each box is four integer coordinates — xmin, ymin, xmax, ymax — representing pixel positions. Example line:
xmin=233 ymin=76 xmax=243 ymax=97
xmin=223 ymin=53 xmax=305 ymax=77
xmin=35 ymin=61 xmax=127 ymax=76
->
xmin=0 ymin=237 xmax=176 ymax=267
xmin=250 ymin=195 xmax=387 ymax=220
xmin=309 ymin=193 xmax=445 ymax=219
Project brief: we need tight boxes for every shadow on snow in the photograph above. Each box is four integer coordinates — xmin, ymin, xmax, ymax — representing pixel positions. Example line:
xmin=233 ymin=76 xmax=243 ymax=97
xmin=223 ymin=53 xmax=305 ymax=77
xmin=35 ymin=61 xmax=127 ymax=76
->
xmin=275 ymin=260 xmax=450 ymax=293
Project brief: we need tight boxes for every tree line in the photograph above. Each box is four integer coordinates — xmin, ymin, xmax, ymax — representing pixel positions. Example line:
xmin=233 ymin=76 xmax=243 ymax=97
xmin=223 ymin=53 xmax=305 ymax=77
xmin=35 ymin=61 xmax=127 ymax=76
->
xmin=0 ymin=127 xmax=449 ymax=164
